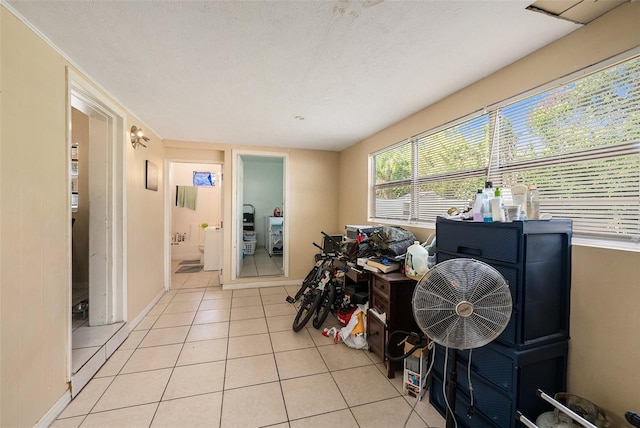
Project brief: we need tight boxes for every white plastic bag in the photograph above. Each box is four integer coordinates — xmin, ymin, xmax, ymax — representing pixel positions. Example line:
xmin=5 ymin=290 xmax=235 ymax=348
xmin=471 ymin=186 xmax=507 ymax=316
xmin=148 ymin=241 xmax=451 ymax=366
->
xmin=339 ymin=304 xmax=368 ymax=350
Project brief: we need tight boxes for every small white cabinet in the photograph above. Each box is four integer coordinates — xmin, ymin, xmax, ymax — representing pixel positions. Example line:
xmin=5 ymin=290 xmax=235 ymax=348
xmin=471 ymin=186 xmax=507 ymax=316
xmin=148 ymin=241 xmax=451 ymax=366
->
xmin=265 ymin=216 xmax=283 ymax=256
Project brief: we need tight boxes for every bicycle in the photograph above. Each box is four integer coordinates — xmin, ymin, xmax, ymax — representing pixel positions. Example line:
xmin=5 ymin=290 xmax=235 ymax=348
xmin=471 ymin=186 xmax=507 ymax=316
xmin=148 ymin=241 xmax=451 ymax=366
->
xmin=287 ymin=233 xmax=340 ymax=332
xmin=312 ymin=233 xmax=348 ymax=329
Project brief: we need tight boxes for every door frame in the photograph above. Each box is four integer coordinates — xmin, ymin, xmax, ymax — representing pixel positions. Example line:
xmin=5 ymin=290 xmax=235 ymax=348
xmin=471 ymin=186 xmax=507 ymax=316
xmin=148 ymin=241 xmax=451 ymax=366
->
xmin=163 ymin=159 xmax=224 ymax=289
xmin=231 ymin=150 xmax=289 ymax=281
xmin=66 ymin=68 xmax=127 ymax=378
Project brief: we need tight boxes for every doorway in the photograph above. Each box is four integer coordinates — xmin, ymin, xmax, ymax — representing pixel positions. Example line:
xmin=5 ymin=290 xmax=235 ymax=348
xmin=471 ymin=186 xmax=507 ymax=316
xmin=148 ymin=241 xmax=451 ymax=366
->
xmin=68 ymin=69 xmax=126 ymax=395
xmin=232 ymin=151 xmax=288 ymax=280
xmin=166 ymin=161 xmax=223 ymax=290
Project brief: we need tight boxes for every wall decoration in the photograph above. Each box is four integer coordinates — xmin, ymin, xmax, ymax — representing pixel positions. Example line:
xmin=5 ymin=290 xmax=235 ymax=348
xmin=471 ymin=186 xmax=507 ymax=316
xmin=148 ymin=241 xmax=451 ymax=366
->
xmin=71 ymin=160 xmax=79 ymax=176
xmin=145 ymin=160 xmax=159 ymax=191
xmin=71 ymin=193 xmax=79 ymax=210
xmin=71 ymin=143 xmax=79 ymax=160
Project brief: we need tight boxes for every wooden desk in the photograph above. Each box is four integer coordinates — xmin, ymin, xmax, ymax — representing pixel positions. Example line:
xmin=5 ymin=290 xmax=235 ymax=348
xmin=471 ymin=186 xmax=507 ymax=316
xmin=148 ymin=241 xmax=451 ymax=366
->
xmin=366 ymin=271 xmax=418 ymax=378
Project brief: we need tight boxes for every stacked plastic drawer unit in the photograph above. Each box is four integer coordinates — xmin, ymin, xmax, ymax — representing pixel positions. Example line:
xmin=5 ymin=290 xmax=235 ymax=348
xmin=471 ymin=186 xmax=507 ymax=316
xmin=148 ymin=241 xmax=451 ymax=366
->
xmin=430 ymin=216 xmax=573 ymax=428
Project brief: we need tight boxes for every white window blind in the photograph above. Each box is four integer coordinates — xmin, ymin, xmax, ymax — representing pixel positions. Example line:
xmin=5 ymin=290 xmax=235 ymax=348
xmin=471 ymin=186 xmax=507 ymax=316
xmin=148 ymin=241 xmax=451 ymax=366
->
xmin=370 ymin=53 xmax=640 ymax=244
xmin=414 ymin=114 xmax=490 ymax=222
xmin=488 ymin=56 xmax=640 ymax=242
xmin=371 ymin=140 xmax=412 ymax=221
xmin=371 ymin=114 xmax=490 ymax=223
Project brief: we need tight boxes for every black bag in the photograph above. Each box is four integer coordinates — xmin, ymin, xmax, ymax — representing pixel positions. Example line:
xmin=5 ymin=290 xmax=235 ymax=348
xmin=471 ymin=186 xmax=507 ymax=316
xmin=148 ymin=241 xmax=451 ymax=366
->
xmin=369 ymin=226 xmax=416 ymax=256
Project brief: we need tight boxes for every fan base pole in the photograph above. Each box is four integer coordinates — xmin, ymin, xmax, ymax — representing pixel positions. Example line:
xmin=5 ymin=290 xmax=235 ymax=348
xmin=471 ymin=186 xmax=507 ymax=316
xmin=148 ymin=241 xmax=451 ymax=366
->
xmin=445 ymin=349 xmax=458 ymax=428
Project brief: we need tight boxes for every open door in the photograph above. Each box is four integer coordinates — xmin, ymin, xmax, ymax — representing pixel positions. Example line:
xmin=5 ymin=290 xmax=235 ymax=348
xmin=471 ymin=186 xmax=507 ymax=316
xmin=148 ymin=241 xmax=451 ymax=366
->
xmin=70 ymin=83 xmax=125 ymax=326
xmin=67 ymin=69 xmax=127 ymax=394
xmin=232 ymin=150 xmax=288 ymax=281
xmin=236 ymin=156 xmax=244 ymax=275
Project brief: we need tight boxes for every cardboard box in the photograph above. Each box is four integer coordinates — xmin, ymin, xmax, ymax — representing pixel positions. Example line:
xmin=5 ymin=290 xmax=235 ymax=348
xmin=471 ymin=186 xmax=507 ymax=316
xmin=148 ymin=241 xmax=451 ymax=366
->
xmin=404 ymin=338 xmax=429 ymax=358
xmin=403 ymin=337 xmax=429 ymax=400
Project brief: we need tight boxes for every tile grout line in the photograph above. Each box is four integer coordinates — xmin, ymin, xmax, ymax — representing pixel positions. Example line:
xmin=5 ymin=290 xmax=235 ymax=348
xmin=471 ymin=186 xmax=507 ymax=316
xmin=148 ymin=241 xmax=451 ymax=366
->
xmin=218 ymin=287 xmax=237 ymax=428
xmin=149 ymin=286 xmax=201 ymax=427
xmin=264 ymin=296 xmax=293 ymax=426
xmin=78 ymin=298 xmax=165 ymax=421
xmin=64 ymin=277 xmax=439 ymax=427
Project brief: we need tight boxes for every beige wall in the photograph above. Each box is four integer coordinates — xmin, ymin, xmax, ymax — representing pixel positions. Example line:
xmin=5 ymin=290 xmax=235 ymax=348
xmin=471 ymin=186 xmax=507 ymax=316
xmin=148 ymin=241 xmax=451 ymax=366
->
xmin=165 ymin=140 xmax=341 ymax=284
xmin=338 ymin=2 xmax=640 ymax=424
xmin=1 ymin=6 xmax=165 ymax=426
xmin=124 ymin=116 xmax=165 ymax=324
xmin=1 ymin=8 xmax=70 ymax=426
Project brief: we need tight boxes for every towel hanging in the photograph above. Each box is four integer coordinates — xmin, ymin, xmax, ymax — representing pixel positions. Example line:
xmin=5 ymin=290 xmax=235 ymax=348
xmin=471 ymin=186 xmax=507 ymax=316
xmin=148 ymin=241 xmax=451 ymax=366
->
xmin=176 ymin=186 xmax=198 ymax=210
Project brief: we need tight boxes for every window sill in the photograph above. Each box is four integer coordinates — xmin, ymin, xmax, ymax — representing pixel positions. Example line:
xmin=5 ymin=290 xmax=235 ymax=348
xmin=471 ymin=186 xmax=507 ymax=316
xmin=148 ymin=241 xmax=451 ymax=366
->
xmin=571 ymin=237 xmax=640 ymax=253
xmin=370 ymin=218 xmax=640 ymax=253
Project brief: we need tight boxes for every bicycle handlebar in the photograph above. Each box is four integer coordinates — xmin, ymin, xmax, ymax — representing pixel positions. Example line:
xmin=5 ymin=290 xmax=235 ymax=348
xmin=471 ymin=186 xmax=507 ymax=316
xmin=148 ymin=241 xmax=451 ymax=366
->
xmin=321 ymin=230 xmax=343 ymax=247
xmin=311 ymin=231 xmax=352 ymax=265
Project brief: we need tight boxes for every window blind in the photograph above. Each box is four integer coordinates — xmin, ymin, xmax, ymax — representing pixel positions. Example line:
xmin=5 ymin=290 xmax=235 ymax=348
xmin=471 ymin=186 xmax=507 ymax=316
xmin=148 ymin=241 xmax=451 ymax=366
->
xmin=370 ymin=53 xmax=639 ymax=243
xmin=371 ymin=140 xmax=412 ymax=221
xmin=414 ymin=114 xmax=490 ymax=222
xmin=488 ymin=56 xmax=640 ymax=241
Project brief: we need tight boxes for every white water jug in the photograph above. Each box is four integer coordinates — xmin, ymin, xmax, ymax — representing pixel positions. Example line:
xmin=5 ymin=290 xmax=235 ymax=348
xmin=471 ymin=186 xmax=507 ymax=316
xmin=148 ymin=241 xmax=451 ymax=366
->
xmin=405 ymin=241 xmax=429 ymax=280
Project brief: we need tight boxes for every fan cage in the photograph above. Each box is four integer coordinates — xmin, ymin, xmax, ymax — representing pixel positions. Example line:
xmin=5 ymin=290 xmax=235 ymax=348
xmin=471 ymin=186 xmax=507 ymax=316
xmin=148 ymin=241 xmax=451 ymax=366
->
xmin=412 ymin=258 xmax=512 ymax=350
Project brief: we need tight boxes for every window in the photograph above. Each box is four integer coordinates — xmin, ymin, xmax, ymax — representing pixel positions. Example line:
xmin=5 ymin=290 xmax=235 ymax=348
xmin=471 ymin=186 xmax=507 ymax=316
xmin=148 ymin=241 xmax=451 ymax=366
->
xmin=193 ymin=171 xmax=214 ymax=187
xmin=371 ymin=113 xmax=490 ymax=223
xmin=371 ymin=140 xmax=412 ymax=220
xmin=370 ymin=53 xmax=640 ymax=244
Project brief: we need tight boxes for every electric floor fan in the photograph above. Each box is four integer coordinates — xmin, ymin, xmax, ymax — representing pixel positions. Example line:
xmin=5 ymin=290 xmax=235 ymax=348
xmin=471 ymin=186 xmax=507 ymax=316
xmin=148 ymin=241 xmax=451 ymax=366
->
xmin=412 ymin=258 xmax=512 ymax=428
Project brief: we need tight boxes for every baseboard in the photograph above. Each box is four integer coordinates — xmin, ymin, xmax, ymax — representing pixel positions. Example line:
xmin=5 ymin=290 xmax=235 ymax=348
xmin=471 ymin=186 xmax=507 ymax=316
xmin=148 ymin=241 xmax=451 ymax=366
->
xmin=40 ymin=288 xmax=168 ymax=424
xmin=34 ymin=388 xmax=71 ymax=428
xmin=71 ymin=346 xmax=107 ymax=397
xmin=127 ymin=287 xmax=166 ymax=331
xmin=223 ymin=279 xmax=300 ymax=290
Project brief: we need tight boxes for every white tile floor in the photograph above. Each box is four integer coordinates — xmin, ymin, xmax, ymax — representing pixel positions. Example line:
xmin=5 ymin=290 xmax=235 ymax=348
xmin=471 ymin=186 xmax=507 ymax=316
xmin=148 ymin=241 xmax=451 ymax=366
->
xmin=239 ymin=247 xmax=284 ymax=278
xmin=56 ymin=263 xmax=445 ymax=427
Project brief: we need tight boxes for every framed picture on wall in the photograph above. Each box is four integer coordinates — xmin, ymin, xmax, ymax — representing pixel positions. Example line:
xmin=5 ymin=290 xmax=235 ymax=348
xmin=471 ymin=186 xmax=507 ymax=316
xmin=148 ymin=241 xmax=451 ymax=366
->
xmin=71 ymin=192 xmax=78 ymax=211
xmin=71 ymin=160 xmax=79 ymax=176
xmin=145 ymin=160 xmax=159 ymax=191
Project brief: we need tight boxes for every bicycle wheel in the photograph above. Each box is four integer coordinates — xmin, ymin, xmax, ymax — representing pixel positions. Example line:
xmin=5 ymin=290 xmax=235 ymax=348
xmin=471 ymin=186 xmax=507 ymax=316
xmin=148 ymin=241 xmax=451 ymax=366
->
xmin=293 ymin=265 xmax=319 ymax=302
xmin=292 ymin=288 xmax=322 ymax=332
xmin=313 ymin=281 xmax=337 ymax=329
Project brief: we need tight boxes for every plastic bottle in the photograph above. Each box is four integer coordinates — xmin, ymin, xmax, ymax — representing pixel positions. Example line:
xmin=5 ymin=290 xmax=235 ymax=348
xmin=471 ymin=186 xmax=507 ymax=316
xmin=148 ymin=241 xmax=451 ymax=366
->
xmin=491 ymin=187 xmax=506 ymax=222
xmin=526 ymin=185 xmax=540 ymax=220
xmin=405 ymin=241 xmax=430 ymax=280
xmin=472 ymin=189 xmax=484 ymax=222
xmin=483 ymin=181 xmax=495 ymax=199
xmin=519 ymin=208 xmax=528 ymax=221
xmin=481 ymin=195 xmax=492 ymax=222
xmin=480 ymin=182 xmax=493 ymax=222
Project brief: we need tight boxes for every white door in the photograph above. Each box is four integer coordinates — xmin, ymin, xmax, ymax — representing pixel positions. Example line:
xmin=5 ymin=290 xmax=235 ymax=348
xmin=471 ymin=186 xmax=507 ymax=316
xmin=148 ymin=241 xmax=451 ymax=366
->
xmin=87 ymin=111 xmax=111 ymax=326
xmin=236 ymin=156 xmax=244 ymax=276
xmin=70 ymin=72 xmax=126 ymax=328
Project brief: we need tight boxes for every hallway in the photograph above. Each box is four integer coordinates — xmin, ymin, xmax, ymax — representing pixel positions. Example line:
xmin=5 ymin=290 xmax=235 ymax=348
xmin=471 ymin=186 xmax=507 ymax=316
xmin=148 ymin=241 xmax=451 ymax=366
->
xmin=238 ymin=247 xmax=284 ymax=278
xmin=54 ymin=266 xmax=444 ymax=427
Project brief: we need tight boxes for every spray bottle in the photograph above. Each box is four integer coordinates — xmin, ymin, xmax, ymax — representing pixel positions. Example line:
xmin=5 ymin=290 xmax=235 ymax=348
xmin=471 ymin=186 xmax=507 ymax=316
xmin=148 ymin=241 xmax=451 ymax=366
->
xmin=491 ymin=187 xmax=506 ymax=222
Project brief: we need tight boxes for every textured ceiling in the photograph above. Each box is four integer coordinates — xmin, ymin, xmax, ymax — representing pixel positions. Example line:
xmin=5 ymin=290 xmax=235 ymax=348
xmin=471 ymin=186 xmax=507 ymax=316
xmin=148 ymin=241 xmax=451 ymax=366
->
xmin=6 ymin=0 xmax=586 ymax=151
